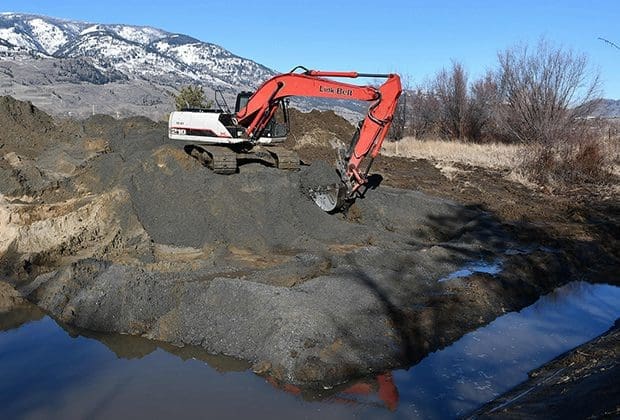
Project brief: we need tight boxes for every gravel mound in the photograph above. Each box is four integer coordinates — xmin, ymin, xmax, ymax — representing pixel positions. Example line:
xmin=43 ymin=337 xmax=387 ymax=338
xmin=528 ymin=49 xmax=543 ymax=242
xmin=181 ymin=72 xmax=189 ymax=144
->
xmin=299 ymin=159 xmax=342 ymax=191
xmin=0 ymin=96 xmax=60 ymax=158
xmin=3 ymin=98 xmax=547 ymax=388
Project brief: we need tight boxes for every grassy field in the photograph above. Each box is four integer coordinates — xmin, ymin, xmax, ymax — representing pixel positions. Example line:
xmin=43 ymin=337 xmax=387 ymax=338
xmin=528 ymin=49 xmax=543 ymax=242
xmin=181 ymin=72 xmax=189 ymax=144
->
xmin=381 ymin=135 xmax=620 ymax=194
xmin=382 ymin=137 xmax=524 ymax=169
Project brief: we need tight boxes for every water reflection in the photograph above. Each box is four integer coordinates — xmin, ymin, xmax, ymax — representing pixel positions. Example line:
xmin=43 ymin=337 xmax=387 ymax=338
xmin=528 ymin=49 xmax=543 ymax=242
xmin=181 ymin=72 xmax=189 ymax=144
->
xmin=73 ymin=328 xmax=250 ymax=372
xmin=0 ymin=304 xmax=44 ymax=331
xmin=388 ymin=281 xmax=620 ymax=418
xmin=0 ymin=307 xmax=368 ymax=419
xmin=0 ymin=281 xmax=618 ymax=419
xmin=266 ymin=373 xmax=400 ymax=412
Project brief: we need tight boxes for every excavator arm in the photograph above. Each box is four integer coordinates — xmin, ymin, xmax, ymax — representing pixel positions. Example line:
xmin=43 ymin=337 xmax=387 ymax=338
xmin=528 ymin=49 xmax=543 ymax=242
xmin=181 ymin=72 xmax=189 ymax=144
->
xmin=236 ymin=67 xmax=402 ymax=210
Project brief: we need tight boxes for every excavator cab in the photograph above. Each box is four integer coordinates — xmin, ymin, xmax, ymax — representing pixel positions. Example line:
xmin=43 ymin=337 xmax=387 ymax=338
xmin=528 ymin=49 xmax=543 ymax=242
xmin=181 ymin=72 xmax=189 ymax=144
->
xmin=236 ymin=91 xmax=290 ymax=139
xmin=264 ymin=99 xmax=290 ymax=139
xmin=235 ymin=91 xmax=253 ymax=113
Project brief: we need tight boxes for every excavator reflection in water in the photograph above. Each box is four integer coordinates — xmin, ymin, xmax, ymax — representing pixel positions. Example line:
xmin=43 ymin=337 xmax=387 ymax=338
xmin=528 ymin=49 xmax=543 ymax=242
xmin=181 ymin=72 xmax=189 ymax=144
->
xmin=266 ymin=373 xmax=400 ymax=412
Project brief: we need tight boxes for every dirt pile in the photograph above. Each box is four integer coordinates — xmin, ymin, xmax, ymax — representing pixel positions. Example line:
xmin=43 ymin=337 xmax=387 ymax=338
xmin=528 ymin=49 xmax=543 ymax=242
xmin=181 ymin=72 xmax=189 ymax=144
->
xmin=289 ymin=108 xmax=356 ymax=143
xmin=128 ymin=149 xmax=346 ymax=251
xmin=287 ymin=108 xmax=356 ymax=163
xmin=0 ymin=96 xmax=62 ymax=158
xmin=0 ymin=99 xmax=591 ymax=387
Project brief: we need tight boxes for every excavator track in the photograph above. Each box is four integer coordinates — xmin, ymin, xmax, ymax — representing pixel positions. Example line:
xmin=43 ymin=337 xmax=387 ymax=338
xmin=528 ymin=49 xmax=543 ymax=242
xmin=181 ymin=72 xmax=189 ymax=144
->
xmin=185 ymin=145 xmax=299 ymax=174
xmin=266 ymin=147 xmax=300 ymax=171
xmin=234 ymin=146 xmax=300 ymax=171
xmin=187 ymin=145 xmax=237 ymax=174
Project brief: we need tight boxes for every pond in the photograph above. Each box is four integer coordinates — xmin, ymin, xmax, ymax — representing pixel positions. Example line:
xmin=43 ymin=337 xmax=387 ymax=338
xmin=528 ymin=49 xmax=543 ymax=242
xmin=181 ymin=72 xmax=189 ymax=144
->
xmin=1 ymin=281 xmax=618 ymax=419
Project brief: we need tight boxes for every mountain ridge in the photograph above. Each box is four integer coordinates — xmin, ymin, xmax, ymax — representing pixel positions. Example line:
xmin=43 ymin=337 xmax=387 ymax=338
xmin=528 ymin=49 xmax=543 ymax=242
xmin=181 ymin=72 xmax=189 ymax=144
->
xmin=0 ymin=12 xmax=275 ymax=90
xmin=0 ymin=12 xmax=365 ymax=120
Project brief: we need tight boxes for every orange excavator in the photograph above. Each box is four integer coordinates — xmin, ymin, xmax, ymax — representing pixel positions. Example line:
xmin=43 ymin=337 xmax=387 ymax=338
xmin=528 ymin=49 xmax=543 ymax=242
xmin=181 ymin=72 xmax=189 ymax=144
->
xmin=168 ymin=66 xmax=402 ymax=211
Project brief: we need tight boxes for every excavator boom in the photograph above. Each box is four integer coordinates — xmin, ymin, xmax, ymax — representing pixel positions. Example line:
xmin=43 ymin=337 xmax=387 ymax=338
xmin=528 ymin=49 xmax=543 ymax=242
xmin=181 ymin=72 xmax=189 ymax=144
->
xmin=236 ymin=67 xmax=402 ymax=210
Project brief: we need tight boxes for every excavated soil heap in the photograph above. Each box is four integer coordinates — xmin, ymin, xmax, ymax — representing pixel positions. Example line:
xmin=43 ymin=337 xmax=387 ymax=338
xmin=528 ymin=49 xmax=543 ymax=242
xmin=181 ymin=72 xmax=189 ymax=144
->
xmin=286 ymin=108 xmax=356 ymax=163
xmin=0 ymin=98 xmax=575 ymax=387
xmin=0 ymin=96 xmax=58 ymax=158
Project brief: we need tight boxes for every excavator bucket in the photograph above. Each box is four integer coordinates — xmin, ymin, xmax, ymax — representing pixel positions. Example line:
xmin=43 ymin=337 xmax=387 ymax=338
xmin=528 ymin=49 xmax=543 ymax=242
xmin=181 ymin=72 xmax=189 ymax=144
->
xmin=301 ymin=160 xmax=349 ymax=212
xmin=309 ymin=183 xmax=347 ymax=212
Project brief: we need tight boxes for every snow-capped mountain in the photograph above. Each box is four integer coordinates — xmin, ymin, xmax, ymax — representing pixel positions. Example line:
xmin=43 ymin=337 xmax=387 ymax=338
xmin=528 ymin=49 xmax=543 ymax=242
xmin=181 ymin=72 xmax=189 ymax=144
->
xmin=0 ymin=12 xmax=365 ymax=121
xmin=0 ymin=12 xmax=275 ymax=91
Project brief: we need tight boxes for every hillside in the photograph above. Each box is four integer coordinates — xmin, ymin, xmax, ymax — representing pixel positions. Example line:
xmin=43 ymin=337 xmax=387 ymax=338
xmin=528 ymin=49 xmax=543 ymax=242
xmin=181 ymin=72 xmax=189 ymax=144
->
xmin=0 ymin=13 xmax=274 ymax=88
xmin=0 ymin=12 xmax=364 ymax=120
xmin=592 ymin=99 xmax=620 ymax=118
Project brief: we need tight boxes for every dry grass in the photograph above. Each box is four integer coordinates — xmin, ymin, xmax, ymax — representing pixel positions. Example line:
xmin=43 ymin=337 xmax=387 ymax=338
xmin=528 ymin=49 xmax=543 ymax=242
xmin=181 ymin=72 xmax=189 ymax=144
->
xmin=382 ymin=135 xmax=619 ymax=194
xmin=382 ymin=137 xmax=523 ymax=170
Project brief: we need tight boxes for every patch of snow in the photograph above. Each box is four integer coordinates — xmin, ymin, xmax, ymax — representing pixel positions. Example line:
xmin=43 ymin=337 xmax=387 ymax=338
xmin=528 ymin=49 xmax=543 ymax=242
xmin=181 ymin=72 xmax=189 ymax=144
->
xmin=438 ymin=259 xmax=503 ymax=282
xmin=171 ymin=44 xmax=204 ymax=65
xmin=0 ymin=28 xmax=37 ymax=50
xmin=112 ymin=25 xmax=166 ymax=45
xmin=62 ymin=23 xmax=82 ymax=34
xmin=28 ymin=18 xmax=69 ymax=54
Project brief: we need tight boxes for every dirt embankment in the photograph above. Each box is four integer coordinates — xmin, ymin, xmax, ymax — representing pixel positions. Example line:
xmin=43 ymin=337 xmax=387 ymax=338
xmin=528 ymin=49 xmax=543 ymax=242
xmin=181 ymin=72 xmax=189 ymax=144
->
xmin=0 ymin=96 xmax=617 ymax=392
xmin=473 ymin=321 xmax=620 ymax=419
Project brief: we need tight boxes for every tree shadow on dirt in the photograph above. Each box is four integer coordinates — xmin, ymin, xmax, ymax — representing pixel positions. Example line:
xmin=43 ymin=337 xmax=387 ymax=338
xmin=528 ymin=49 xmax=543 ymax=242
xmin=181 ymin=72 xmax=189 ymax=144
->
xmin=323 ymin=199 xmax=599 ymax=386
xmin=330 ymin=189 xmax=620 ymax=394
xmin=330 ymin=205 xmax=510 ymax=364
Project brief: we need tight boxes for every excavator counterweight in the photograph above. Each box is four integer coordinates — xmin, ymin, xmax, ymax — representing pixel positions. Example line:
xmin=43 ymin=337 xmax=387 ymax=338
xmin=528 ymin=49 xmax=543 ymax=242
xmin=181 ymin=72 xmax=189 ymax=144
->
xmin=168 ymin=66 xmax=402 ymax=211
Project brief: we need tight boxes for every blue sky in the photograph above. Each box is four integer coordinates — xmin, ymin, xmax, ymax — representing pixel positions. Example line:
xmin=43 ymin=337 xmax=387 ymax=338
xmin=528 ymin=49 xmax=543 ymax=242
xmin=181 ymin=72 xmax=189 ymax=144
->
xmin=3 ymin=0 xmax=619 ymax=98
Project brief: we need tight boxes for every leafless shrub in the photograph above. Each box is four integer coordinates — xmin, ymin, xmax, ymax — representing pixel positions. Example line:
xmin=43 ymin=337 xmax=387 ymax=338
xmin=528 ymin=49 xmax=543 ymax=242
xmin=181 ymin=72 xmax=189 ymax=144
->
xmin=496 ymin=39 xmax=600 ymax=144
xmin=434 ymin=62 xmax=469 ymax=139
xmin=467 ymin=71 xmax=499 ymax=142
xmin=407 ymin=85 xmax=442 ymax=139
xmin=404 ymin=64 xmax=499 ymax=142
xmin=521 ymin=136 xmax=611 ymax=186
xmin=494 ymin=39 xmax=613 ymax=186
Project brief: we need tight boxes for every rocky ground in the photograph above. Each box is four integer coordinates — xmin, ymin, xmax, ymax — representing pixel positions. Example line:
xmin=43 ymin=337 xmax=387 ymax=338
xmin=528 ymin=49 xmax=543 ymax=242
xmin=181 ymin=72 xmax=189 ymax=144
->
xmin=0 ymin=96 xmax=618 ymax=409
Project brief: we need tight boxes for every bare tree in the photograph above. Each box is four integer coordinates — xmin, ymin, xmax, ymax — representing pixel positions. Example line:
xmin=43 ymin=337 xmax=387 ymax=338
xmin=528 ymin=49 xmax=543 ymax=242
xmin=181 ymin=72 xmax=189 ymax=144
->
xmin=495 ymin=40 xmax=611 ymax=185
xmin=434 ymin=61 xmax=469 ymax=139
xmin=495 ymin=39 xmax=601 ymax=145
xmin=407 ymin=84 xmax=442 ymax=139
xmin=467 ymin=71 xmax=499 ymax=142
